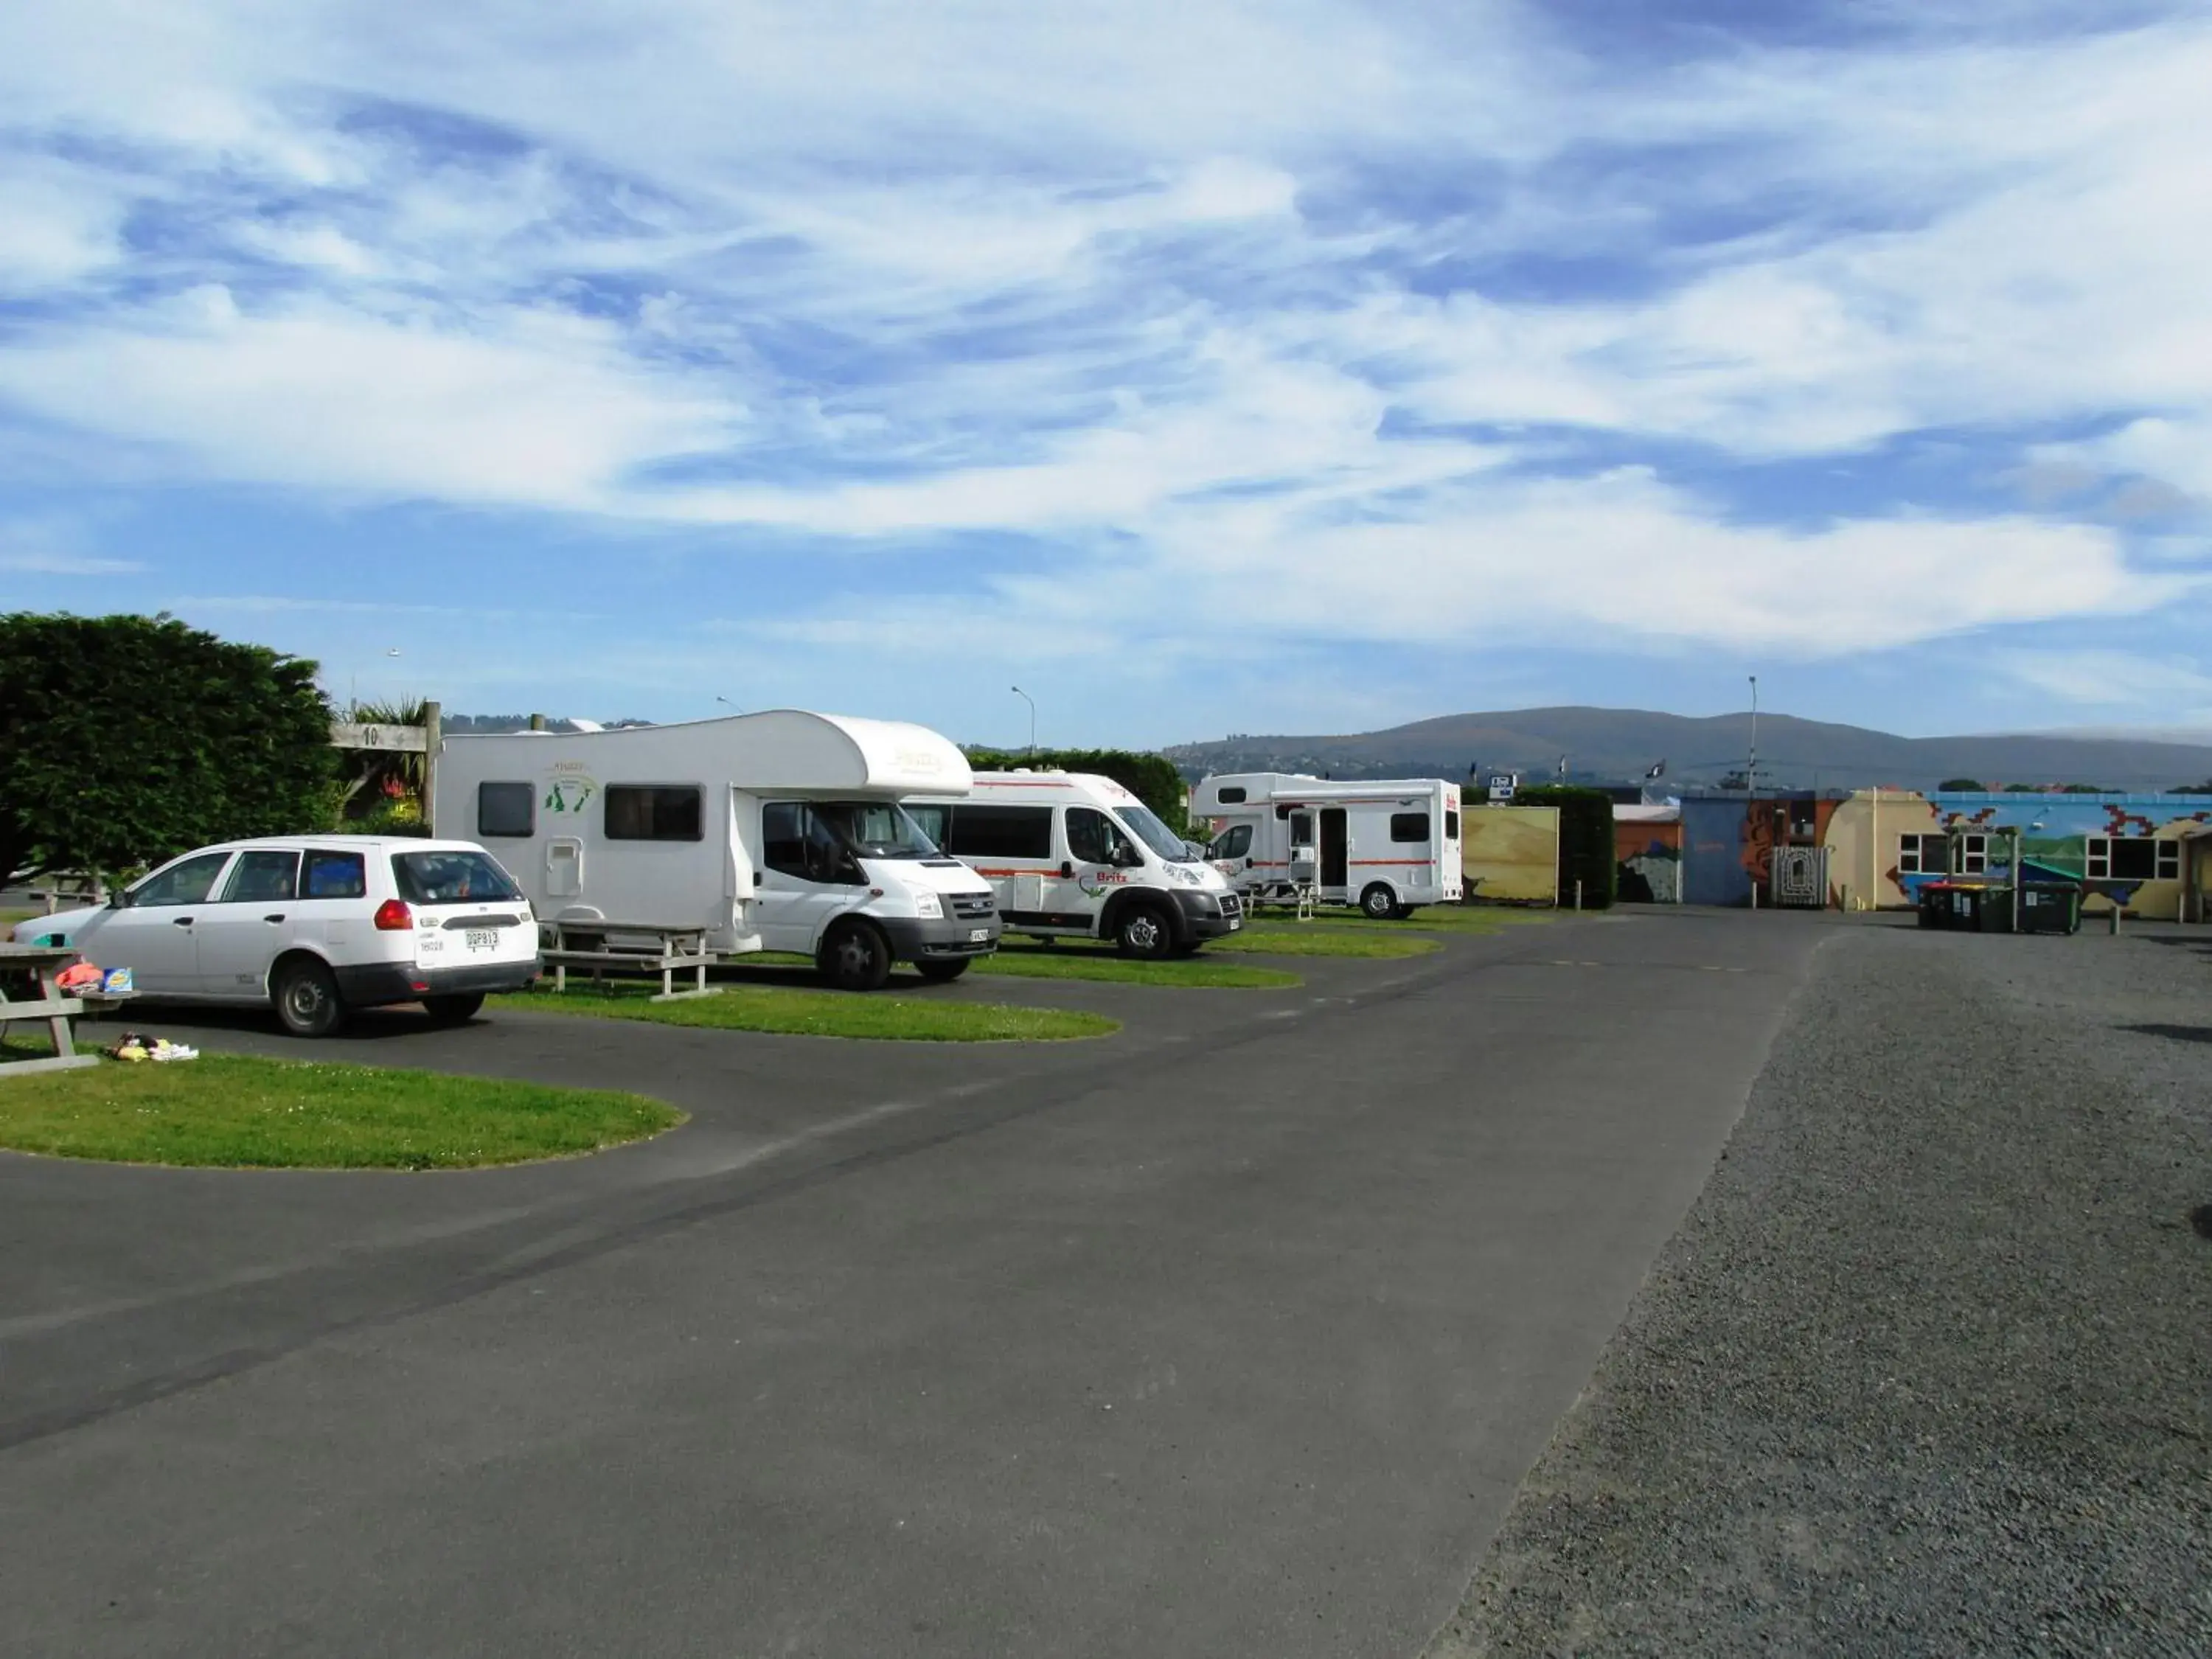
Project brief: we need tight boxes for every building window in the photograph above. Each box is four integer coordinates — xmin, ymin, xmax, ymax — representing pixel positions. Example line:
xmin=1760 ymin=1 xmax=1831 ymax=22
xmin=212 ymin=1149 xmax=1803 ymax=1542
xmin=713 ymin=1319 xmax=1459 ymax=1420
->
xmin=1958 ymin=833 xmax=1987 ymax=875
xmin=1899 ymin=833 xmax=1947 ymax=875
xmin=605 ymin=785 xmax=703 ymax=841
xmin=1389 ymin=811 xmax=1431 ymax=844
xmin=477 ymin=781 xmax=534 ymax=838
xmin=2087 ymin=836 xmax=2177 ymax=881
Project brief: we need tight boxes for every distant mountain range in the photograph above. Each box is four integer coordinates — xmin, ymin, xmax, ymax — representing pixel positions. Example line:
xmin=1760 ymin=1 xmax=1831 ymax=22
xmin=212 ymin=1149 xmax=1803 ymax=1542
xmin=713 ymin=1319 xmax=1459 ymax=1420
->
xmin=1163 ymin=707 xmax=2212 ymax=793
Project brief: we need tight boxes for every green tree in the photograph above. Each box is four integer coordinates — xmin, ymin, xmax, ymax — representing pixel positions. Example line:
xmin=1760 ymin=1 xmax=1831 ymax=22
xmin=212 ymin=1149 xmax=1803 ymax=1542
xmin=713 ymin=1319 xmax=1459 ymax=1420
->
xmin=0 ymin=612 xmax=338 ymax=885
xmin=1937 ymin=777 xmax=1986 ymax=791
xmin=964 ymin=747 xmax=1196 ymax=835
xmin=1511 ymin=784 xmax=1616 ymax=909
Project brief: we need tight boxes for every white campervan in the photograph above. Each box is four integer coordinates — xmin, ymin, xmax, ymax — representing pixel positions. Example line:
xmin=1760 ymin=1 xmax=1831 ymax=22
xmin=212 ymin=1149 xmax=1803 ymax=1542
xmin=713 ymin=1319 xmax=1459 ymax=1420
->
xmin=907 ymin=772 xmax=1243 ymax=957
xmin=1192 ymin=773 xmax=1464 ymax=918
xmin=431 ymin=711 xmax=1001 ymax=990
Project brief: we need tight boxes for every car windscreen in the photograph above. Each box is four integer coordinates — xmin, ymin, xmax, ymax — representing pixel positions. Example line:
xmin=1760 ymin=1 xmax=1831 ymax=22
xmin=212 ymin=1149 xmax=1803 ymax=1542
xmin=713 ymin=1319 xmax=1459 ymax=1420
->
xmin=1115 ymin=803 xmax=1192 ymax=862
xmin=391 ymin=849 xmax=524 ymax=905
xmin=810 ymin=801 xmax=942 ymax=860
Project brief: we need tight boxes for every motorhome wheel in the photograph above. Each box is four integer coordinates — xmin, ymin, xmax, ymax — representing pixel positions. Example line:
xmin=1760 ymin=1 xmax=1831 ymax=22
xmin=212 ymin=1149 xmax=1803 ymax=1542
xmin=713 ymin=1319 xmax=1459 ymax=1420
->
xmin=818 ymin=919 xmax=894 ymax=992
xmin=1113 ymin=902 xmax=1175 ymax=959
xmin=423 ymin=993 xmax=486 ymax=1026
xmin=1360 ymin=883 xmax=1397 ymax=919
xmin=914 ymin=959 xmax=972 ymax=983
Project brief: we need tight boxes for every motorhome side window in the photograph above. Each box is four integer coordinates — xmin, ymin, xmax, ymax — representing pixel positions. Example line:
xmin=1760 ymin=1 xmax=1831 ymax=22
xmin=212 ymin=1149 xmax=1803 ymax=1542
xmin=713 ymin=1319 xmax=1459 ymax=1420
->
xmin=1390 ymin=812 xmax=1431 ymax=843
xmin=1067 ymin=807 xmax=1133 ymax=866
xmin=1444 ymin=810 xmax=1461 ymax=839
xmin=940 ymin=805 xmax=1053 ymax=860
xmin=605 ymin=785 xmax=703 ymax=841
xmin=1216 ymin=786 xmax=1247 ymax=804
xmin=477 ymin=781 xmax=533 ymax=838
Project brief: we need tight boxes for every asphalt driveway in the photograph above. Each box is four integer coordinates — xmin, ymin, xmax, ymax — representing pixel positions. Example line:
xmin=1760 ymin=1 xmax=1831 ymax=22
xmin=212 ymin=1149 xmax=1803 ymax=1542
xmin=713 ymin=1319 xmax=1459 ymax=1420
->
xmin=1 ymin=910 xmax=1823 ymax=1658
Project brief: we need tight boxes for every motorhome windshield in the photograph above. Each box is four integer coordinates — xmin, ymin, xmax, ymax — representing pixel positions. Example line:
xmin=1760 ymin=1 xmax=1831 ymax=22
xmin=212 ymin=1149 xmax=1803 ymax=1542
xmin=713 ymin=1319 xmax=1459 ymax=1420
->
xmin=1116 ymin=804 xmax=1192 ymax=862
xmin=813 ymin=801 xmax=942 ymax=860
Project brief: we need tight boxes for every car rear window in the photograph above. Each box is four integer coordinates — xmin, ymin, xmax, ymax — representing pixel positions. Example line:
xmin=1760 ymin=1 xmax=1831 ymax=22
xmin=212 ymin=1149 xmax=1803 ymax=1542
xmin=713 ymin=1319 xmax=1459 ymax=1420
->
xmin=392 ymin=849 xmax=524 ymax=905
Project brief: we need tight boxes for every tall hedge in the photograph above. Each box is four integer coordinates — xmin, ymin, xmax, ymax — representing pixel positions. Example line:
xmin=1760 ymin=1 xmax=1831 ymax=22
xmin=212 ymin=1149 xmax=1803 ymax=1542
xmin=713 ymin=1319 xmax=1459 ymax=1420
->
xmin=0 ymin=612 xmax=336 ymax=886
xmin=964 ymin=748 xmax=1192 ymax=834
xmin=1512 ymin=785 xmax=1616 ymax=909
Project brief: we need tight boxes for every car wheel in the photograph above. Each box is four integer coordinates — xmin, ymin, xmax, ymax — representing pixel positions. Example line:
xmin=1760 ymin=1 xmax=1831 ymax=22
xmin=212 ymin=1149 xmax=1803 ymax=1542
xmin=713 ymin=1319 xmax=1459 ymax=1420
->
xmin=423 ymin=992 xmax=486 ymax=1026
xmin=273 ymin=956 xmax=347 ymax=1038
xmin=817 ymin=919 xmax=894 ymax=992
xmin=914 ymin=959 xmax=971 ymax=983
xmin=1360 ymin=883 xmax=1397 ymax=919
xmin=1114 ymin=902 xmax=1176 ymax=959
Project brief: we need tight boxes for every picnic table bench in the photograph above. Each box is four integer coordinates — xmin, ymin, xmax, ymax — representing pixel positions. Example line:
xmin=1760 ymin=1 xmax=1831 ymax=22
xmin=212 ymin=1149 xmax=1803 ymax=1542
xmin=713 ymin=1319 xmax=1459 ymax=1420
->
xmin=538 ymin=922 xmax=723 ymax=1002
xmin=0 ymin=942 xmax=136 ymax=1078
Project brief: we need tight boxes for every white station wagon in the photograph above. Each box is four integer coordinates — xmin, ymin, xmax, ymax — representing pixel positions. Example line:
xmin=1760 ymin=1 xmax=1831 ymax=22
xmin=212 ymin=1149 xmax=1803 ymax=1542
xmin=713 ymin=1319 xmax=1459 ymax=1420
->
xmin=11 ymin=835 xmax=542 ymax=1037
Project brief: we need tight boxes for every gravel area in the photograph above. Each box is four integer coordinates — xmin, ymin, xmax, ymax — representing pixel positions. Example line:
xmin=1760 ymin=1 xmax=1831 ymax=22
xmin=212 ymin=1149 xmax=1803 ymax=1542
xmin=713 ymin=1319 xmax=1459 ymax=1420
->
xmin=1427 ymin=920 xmax=2212 ymax=1658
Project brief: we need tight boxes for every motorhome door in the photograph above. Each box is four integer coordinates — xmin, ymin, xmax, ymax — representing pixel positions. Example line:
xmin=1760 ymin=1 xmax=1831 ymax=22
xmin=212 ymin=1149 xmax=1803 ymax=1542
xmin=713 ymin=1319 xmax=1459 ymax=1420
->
xmin=1320 ymin=809 xmax=1349 ymax=891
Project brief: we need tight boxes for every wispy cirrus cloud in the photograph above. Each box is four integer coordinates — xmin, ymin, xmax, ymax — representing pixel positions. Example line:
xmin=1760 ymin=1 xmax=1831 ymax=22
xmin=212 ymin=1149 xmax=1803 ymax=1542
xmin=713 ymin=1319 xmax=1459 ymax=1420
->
xmin=1 ymin=1 xmax=2208 ymax=740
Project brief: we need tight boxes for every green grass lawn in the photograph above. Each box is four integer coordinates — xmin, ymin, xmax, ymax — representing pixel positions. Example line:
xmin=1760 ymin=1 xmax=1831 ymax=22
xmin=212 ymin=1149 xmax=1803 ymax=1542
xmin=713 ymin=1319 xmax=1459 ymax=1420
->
xmin=497 ymin=981 xmax=1117 ymax=1042
xmin=973 ymin=943 xmax=1299 ymax=988
xmin=0 ymin=1052 xmax=680 ymax=1169
xmin=1212 ymin=926 xmax=1443 ymax=959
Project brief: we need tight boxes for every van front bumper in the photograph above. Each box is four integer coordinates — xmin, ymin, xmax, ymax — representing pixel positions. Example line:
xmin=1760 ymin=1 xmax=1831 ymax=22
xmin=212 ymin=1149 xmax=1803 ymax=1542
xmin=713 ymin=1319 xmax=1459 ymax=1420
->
xmin=335 ymin=957 xmax=543 ymax=1007
xmin=880 ymin=915 xmax=1003 ymax=962
xmin=1175 ymin=889 xmax=1245 ymax=939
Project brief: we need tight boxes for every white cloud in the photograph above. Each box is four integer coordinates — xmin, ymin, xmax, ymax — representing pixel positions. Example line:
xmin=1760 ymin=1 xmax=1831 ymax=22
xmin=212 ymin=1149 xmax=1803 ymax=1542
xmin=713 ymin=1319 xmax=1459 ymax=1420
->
xmin=1990 ymin=649 xmax=2212 ymax=714
xmin=0 ymin=0 xmax=2207 ymax=678
xmin=0 ymin=290 xmax=743 ymax=507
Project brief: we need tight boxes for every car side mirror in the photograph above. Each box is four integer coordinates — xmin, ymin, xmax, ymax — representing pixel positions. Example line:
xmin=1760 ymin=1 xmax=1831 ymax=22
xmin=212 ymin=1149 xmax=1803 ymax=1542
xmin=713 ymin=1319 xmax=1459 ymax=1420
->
xmin=1114 ymin=845 xmax=1144 ymax=869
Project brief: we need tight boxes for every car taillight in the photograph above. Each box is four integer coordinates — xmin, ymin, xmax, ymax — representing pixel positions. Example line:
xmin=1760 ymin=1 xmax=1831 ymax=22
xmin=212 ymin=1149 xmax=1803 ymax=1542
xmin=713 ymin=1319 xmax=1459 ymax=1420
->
xmin=374 ymin=899 xmax=413 ymax=931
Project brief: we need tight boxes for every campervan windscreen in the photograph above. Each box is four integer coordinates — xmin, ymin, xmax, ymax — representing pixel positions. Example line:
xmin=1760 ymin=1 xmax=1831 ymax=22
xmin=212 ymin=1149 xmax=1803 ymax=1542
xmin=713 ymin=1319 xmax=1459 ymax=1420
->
xmin=1116 ymin=804 xmax=1192 ymax=862
xmin=812 ymin=801 xmax=942 ymax=860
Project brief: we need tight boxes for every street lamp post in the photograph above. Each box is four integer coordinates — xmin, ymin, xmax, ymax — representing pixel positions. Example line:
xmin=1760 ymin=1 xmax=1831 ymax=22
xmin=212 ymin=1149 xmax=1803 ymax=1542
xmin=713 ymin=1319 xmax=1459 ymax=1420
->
xmin=1010 ymin=685 xmax=1036 ymax=757
xmin=1747 ymin=674 xmax=1759 ymax=797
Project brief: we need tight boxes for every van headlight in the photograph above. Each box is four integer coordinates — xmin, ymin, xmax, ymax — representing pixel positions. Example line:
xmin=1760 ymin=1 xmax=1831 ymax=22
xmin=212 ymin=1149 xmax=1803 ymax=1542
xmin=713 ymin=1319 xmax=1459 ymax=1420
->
xmin=914 ymin=891 xmax=943 ymax=919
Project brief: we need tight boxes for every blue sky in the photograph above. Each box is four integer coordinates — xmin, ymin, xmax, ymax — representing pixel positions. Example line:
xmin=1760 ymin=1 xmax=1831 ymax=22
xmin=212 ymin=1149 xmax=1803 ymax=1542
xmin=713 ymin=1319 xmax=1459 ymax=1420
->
xmin=3 ymin=1 xmax=2209 ymax=749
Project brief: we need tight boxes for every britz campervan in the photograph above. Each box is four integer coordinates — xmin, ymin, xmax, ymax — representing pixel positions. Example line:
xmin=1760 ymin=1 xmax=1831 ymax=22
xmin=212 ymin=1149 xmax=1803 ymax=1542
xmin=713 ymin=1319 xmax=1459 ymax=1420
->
xmin=430 ymin=711 xmax=1001 ymax=991
xmin=1191 ymin=773 xmax=1464 ymax=918
xmin=906 ymin=772 xmax=1243 ymax=957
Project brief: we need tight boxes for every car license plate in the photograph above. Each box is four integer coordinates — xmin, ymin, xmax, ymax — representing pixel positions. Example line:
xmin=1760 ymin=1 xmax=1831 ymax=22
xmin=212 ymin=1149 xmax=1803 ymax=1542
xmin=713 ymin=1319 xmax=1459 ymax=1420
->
xmin=466 ymin=928 xmax=498 ymax=952
xmin=968 ymin=928 xmax=990 ymax=943
xmin=1228 ymin=918 xmax=1242 ymax=931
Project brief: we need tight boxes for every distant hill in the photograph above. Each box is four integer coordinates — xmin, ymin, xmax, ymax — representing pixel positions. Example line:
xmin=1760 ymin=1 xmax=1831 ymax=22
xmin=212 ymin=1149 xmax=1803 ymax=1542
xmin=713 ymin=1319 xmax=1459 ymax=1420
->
xmin=1164 ymin=707 xmax=2212 ymax=793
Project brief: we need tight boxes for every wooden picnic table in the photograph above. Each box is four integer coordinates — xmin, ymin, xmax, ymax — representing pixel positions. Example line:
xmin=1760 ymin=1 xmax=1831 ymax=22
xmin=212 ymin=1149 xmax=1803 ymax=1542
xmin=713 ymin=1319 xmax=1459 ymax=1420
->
xmin=0 ymin=942 xmax=136 ymax=1078
xmin=539 ymin=921 xmax=723 ymax=1002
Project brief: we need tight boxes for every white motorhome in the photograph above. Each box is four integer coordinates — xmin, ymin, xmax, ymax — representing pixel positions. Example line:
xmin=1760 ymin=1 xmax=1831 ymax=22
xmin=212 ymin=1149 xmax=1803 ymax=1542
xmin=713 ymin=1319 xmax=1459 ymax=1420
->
xmin=1192 ymin=773 xmax=1464 ymax=918
xmin=907 ymin=772 xmax=1243 ymax=956
xmin=431 ymin=711 xmax=1001 ymax=990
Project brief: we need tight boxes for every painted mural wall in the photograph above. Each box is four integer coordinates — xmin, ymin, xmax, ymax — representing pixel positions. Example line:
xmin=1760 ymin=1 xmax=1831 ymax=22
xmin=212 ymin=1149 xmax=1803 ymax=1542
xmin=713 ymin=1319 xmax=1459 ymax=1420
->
xmin=1820 ymin=792 xmax=2212 ymax=919
xmin=1461 ymin=805 xmax=1560 ymax=904
xmin=1670 ymin=790 xmax=2212 ymax=917
xmin=1615 ymin=816 xmax=1681 ymax=903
